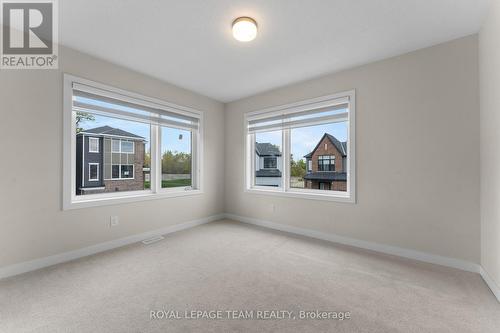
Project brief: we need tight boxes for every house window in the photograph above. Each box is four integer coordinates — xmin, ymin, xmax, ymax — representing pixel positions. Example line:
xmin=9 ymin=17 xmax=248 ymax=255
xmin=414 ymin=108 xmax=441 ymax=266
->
xmin=89 ymin=163 xmax=99 ymax=181
xmin=318 ymin=155 xmax=335 ymax=171
xmin=88 ymin=137 xmax=99 ymax=153
xmin=64 ymin=74 xmax=203 ymax=209
xmin=111 ymin=139 xmax=120 ymax=153
xmin=121 ymin=165 xmax=134 ymax=179
xmin=264 ymin=157 xmax=277 ymax=169
xmin=246 ymin=90 xmax=355 ymax=202
xmin=121 ymin=141 xmax=134 ymax=153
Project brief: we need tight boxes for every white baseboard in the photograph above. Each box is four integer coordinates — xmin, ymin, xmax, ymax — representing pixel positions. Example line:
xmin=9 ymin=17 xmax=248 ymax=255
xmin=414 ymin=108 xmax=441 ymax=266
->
xmin=480 ymin=266 xmax=500 ymax=302
xmin=2 ymin=212 xmax=498 ymax=303
xmin=224 ymin=213 xmax=480 ymax=273
xmin=0 ymin=214 xmax=225 ymax=280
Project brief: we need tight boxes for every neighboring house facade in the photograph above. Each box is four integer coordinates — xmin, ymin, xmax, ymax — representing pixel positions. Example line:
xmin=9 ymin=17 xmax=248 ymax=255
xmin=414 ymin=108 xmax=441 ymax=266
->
xmin=255 ymin=142 xmax=282 ymax=187
xmin=303 ymin=133 xmax=347 ymax=191
xmin=76 ymin=126 xmax=146 ymax=195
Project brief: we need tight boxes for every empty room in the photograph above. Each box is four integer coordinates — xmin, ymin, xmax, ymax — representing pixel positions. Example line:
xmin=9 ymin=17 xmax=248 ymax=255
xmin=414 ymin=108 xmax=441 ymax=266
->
xmin=1 ymin=0 xmax=500 ymax=332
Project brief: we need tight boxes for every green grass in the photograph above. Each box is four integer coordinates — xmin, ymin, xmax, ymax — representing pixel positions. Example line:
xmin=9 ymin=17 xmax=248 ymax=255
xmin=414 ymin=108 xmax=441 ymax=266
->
xmin=144 ymin=178 xmax=192 ymax=189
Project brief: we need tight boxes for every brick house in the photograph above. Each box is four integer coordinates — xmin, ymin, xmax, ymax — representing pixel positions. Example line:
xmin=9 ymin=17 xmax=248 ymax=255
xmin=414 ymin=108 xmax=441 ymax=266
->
xmin=303 ymin=133 xmax=347 ymax=191
xmin=76 ymin=126 xmax=146 ymax=195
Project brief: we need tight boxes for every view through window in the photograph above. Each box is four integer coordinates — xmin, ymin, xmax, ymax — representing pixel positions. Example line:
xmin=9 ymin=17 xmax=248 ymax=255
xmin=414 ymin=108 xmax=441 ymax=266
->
xmin=75 ymin=112 xmax=151 ymax=196
xmin=246 ymin=91 xmax=354 ymax=200
xmin=161 ymin=127 xmax=192 ymax=189
xmin=290 ymin=121 xmax=348 ymax=192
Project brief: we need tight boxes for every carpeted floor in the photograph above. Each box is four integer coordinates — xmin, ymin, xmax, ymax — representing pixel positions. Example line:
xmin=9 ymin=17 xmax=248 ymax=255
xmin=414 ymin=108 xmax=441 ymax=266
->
xmin=0 ymin=219 xmax=499 ymax=332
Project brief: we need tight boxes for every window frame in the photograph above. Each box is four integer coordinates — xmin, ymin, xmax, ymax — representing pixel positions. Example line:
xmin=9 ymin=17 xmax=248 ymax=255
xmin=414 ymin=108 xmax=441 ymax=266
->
xmin=88 ymin=137 xmax=99 ymax=153
xmin=63 ymin=74 xmax=204 ymax=210
xmin=244 ymin=90 xmax=356 ymax=203
xmin=88 ymin=163 xmax=99 ymax=181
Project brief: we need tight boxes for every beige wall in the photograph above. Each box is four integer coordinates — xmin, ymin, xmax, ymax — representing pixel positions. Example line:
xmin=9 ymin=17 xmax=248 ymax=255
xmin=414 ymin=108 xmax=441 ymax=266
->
xmin=479 ymin=2 xmax=500 ymax=289
xmin=0 ymin=46 xmax=225 ymax=267
xmin=225 ymin=36 xmax=480 ymax=263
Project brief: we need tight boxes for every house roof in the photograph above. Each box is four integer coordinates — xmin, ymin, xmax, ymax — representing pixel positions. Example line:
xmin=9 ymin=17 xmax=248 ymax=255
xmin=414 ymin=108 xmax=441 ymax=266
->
xmin=79 ymin=126 xmax=145 ymax=140
xmin=256 ymin=169 xmax=282 ymax=177
xmin=303 ymin=172 xmax=347 ymax=181
xmin=256 ymin=142 xmax=281 ymax=156
xmin=303 ymin=133 xmax=347 ymax=158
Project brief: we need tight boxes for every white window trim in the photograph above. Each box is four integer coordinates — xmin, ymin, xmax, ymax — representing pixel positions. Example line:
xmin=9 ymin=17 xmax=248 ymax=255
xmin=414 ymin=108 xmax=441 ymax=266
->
xmin=244 ymin=90 xmax=356 ymax=203
xmin=63 ymin=74 xmax=204 ymax=210
xmin=88 ymin=137 xmax=99 ymax=153
xmin=88 ymin=163 xmax=99 ymax=181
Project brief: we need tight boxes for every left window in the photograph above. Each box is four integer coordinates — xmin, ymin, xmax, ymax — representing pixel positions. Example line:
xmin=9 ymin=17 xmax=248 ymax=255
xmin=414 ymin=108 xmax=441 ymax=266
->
xmin=64 ymin=75 xmax=203 ymax=209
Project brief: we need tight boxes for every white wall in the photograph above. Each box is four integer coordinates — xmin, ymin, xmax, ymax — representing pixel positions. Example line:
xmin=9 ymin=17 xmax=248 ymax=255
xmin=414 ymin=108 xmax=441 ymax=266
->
xmin=479 ymin=1 xmax=500 ymax=292
xmin=225 ymin=36 xmax=480 ymax=263
xmin=0 ymin=46 xmax=225 ymax=268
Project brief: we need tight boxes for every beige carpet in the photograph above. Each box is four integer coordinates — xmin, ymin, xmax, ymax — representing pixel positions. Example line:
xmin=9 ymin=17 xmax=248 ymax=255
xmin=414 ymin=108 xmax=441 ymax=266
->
xmin=0 ymin=220 xmax=498 ymax=332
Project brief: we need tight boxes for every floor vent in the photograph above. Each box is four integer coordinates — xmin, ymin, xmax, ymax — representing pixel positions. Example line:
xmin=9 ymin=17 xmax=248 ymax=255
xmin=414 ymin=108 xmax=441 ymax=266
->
xmin=141 ymin=235 xmax=165 ymax=245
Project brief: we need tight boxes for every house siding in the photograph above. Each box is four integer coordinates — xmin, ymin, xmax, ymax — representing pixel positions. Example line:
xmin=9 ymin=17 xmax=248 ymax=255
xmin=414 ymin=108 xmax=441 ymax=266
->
xmin=82 ymin=136 xmax=104 ymax=189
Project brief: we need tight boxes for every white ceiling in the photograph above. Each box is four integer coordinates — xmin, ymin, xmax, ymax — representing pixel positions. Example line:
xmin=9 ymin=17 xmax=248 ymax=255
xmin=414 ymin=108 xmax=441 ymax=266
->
xmin=60 ymin=0 xmax=490 ymax=102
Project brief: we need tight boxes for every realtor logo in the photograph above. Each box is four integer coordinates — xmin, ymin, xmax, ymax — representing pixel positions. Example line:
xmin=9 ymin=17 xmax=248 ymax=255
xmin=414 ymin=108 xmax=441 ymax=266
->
xmin=1 ymin=0 xmax=58 ymax=69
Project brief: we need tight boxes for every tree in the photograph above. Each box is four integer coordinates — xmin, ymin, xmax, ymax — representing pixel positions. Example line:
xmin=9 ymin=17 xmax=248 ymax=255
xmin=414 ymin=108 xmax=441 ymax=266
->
xmin=144 ymin=152 xmax=151 ymax=168
xmin=290 ymin=155 xmax=306 ymax=178
xmin=161 ymin=150 xmax=191 ymax=174
xmin=76 ymin=112 xmax=95 ymax=133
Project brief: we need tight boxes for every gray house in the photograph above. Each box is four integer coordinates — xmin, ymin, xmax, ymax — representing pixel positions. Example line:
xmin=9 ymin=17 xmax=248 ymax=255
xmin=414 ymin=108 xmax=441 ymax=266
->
xmin=255 ymin=142 xmax=282 ymax=187
xmin=76 ymin=126 xmax=146 ymax=195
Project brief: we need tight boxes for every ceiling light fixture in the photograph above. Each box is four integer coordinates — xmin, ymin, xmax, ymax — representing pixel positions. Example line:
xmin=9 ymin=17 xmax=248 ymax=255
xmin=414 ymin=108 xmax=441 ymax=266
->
xmin=232 ymin=17 xmax=258 ymax=42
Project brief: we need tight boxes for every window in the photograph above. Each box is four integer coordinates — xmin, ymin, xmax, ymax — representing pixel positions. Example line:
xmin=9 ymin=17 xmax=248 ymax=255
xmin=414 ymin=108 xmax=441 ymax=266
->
xmin=264 ymin=157 xmax=277 ymax=169
xmin=121 ymin=141 xmax=134 ymax=153
xmin=318 ymin=155 xmax=335 ymax=171
xmin=64 ymin=74 xmax=203 ymax=209
xmin=121 ymin=165 xmax=134 ymax=179
xmin=112 ymin=139 xmax=120 ymax=153
xmin=245 ymin=90 xmax=355 ymax=202
xmin=89 ymin=163 xmax=99 ymax=181
xmin=89 ymin=137 xmax=99 ymax=153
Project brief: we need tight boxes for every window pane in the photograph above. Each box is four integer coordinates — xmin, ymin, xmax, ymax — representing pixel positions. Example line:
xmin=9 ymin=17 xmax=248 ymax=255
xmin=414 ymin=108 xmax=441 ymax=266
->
xmin=121 ymin=165 xmax=134 ymax=178
xmin=112 ymin=139 xmax=120 ymax=153
xmin=89 ymin=164 xmax=98 ymax=180
xmin=121 ymin=141 xmax=134 ymax=153
xmin=89 ymin=137 xmax=99 ymax=153
xmin=74 ymin=112 xmax=150 ymax=195
xmin=161 ymin=127 xmax=192 ymax=188
xmin=255 ymin=130 xmax=282 ymax=187
xmin=290 ymin=122 xmax=347 ymax=191
xmin=112 ymin=165 xmax=120 ymax=179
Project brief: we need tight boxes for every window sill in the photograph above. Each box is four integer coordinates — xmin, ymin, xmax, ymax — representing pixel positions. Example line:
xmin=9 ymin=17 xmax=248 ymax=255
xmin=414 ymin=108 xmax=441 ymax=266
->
xmin=245 ymin=187 xmax=355 ymax=203
xmin=64 ymin=189 xmax=203 ymax=210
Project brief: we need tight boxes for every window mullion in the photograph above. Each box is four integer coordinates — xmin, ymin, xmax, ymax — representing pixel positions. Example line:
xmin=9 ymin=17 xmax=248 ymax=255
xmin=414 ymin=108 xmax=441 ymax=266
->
xmin=283 ymin=128 xmax=290 ymax=192
xmin=151 ymin=125 xmax=159 ymax=193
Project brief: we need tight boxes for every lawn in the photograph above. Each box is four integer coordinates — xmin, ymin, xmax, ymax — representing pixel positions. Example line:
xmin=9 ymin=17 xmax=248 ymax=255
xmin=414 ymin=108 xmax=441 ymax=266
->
xmin=144 ymin=178 xmax=192 ymax=189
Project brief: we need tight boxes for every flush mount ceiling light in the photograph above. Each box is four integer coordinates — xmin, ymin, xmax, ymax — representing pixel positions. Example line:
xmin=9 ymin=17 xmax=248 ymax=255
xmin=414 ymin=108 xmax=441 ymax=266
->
xmin=232 ymin=17 xmax=258 ymax=42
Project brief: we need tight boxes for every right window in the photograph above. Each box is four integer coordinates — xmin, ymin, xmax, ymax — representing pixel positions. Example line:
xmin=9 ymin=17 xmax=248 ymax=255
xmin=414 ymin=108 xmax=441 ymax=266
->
xmin=246 ymin=90 xmax=355 ymax=202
